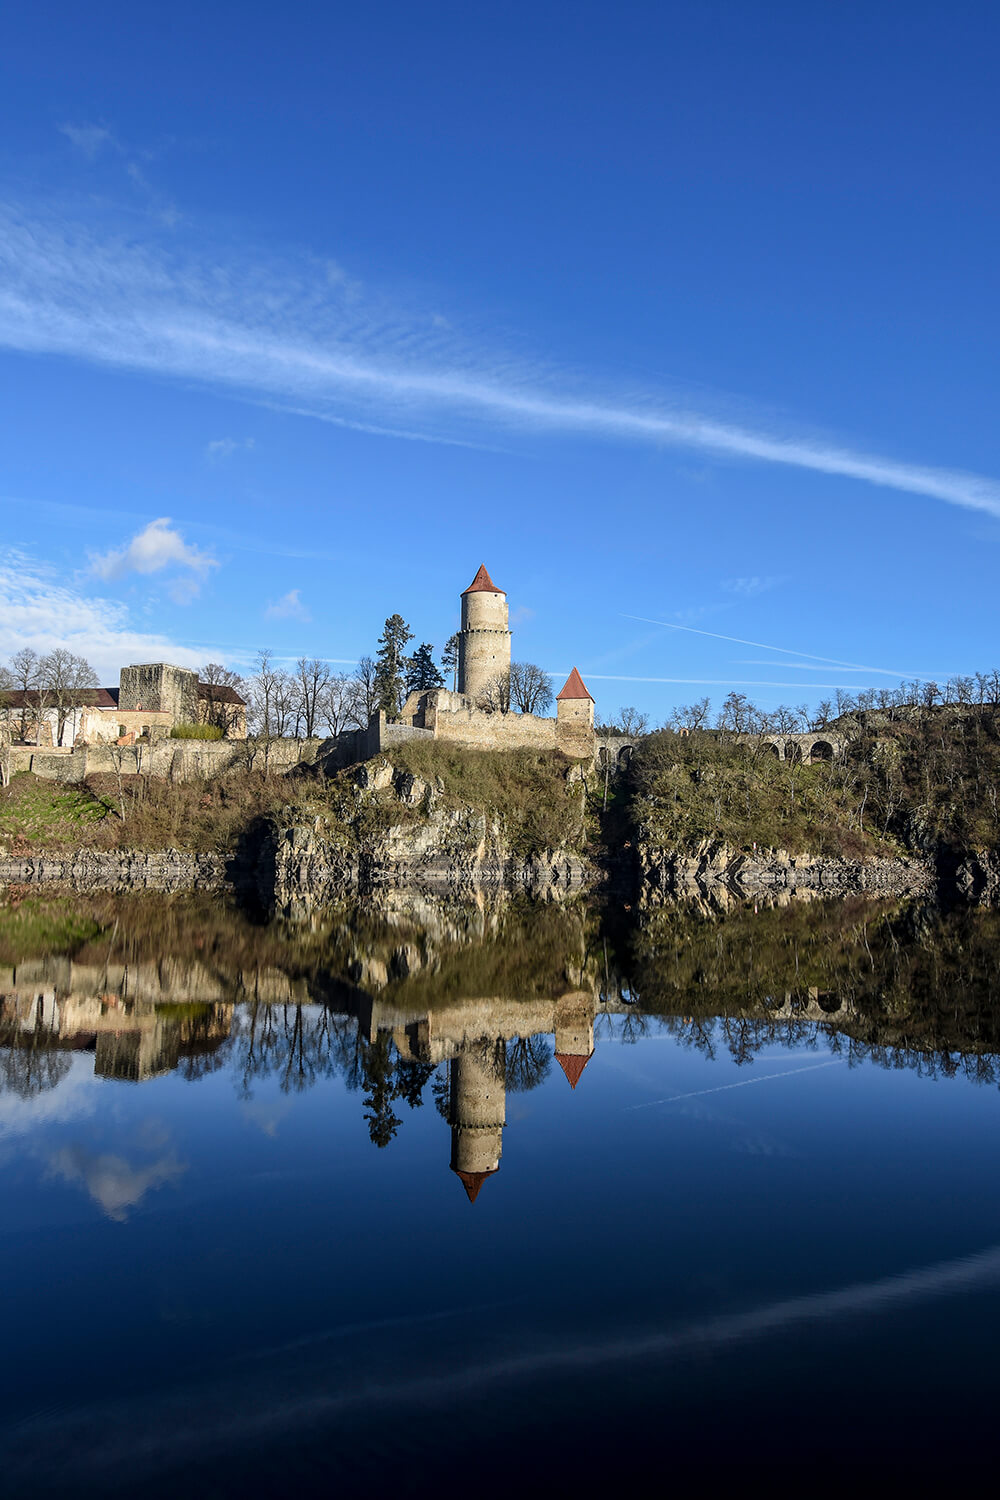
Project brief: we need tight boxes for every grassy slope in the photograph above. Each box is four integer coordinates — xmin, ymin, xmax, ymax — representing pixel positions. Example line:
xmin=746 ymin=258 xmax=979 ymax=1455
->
xmin=0 ymin=771 xmax=292 ymax=855
xmin=0 ymin=744 xmax=591 ymax=862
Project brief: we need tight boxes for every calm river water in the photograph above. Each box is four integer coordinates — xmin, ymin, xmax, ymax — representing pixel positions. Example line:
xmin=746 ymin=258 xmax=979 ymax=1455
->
xmin=2 ymin=889 xmax=999 ymax=1492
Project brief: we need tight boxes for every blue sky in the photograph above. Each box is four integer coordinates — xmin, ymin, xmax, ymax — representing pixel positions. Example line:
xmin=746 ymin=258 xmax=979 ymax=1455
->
xmin=1 ymin=1 xmax=998 ymax=718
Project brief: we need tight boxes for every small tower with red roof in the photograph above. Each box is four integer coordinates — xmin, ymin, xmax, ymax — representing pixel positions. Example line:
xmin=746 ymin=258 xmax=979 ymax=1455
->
xmin=554 ymin=991 xmax=596 ymax=1091
xmin=556 ymin=667 xmax=595 ymax=752
xmin=458 ymin=564 xmax=512 ymax=702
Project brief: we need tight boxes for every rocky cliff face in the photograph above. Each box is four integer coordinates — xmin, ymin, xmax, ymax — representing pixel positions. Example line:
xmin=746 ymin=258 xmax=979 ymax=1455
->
xmin=258 ymin=758 xmax=594 ymax=918
xmin=638 ymin=837 xmax=933 ymax=904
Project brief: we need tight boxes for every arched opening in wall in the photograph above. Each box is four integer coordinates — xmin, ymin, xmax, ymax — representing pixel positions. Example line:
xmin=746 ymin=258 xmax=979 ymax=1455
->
xmin=763 ymin=742 xmax=780 ymax=758
xmin=810 ymin=740 xmax=834 ymax=763
xmin=817 ymin=992 xmax=842 ymax=1014
xmin=784 ymin=741 xmax=802 ymax=764
xmin=617 ymin=745 xmax=634 ymax=769
xmin=598 ymin=747 xmax=612 ymax=769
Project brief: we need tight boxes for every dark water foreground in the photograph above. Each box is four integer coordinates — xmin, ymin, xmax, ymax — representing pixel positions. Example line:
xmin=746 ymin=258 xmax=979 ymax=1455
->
xmin=2 ymin=887 xmax=1000 ymax=1492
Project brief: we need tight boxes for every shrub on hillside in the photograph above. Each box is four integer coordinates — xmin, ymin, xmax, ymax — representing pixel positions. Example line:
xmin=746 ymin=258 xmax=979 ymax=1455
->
xmin=170 ymin=723 xmax=224 ymax=740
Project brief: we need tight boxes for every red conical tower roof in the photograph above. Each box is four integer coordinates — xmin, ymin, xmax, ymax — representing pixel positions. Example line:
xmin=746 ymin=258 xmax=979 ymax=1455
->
xmin=452 ymin=1167 xmax=498 ymax=1203
xmin=462 ymin=564 xmax=503 ymax=595
xmin=555 ymin=1052 xmax=593 ymax=1089
xmin=556 ymin=667 xmax=594 ymax=701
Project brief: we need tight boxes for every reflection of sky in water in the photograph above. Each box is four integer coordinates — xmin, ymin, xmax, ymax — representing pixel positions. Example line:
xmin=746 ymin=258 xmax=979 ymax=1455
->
xmin=47 ymin=1143 xmax=187 ymax=1220
xmin=3 ymin=972 xmax=1000 ymax=1488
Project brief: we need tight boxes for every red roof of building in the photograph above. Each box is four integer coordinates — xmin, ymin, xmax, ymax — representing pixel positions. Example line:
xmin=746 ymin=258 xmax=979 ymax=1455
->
xmin=452 ymin=1167 xmax=498 ymax=1203
xmin=198 ymin=682 xmax=246 ymax=705
xmin=555 ymin=1051 xmax=593 ymax=1089
xmin=462 ymin=563 xmax=503 ymax=595
xmin=556 ymin=668 xmax=594 ymax=702
xmin=2 ymin=687 xmax=119 ymax=709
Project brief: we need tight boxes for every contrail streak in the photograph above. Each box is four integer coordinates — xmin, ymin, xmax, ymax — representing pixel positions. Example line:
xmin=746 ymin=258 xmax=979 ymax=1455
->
xmin=626 ymin=1059 xmax=842 ymax=1110
xmin=553 ymin=673 xmax=873 ymax=689
xmin=621 ymin=613 xmax=935 ymax=681
xmin=7 ymin=1238 xmax=1000 ymax=1483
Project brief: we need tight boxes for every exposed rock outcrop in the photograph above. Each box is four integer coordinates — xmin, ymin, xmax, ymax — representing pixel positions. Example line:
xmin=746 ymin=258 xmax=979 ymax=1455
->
xmin=638 ymin=838 xmax=933 ymax=904
xmin=259 ymin=759 xmax=594 ymax=917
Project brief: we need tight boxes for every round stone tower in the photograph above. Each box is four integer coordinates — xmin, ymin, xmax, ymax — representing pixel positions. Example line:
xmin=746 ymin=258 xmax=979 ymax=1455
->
xmin=449 ymin=1037 xmax=506 ymax=1203
xmin=458 ymin=564 xmax=511 ymax=702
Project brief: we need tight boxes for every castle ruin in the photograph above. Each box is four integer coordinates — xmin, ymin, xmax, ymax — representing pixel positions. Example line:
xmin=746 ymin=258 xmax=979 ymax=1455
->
xmin=384 ymin=564 xmax=597 ymax=760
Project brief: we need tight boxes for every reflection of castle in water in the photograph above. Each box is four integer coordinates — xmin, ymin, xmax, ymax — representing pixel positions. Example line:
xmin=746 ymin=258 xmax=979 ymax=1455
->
xmin=0 ymin=955 xmax=233 ymax=1082
xmin=12 ymin=890 xmax=1000 ymax=1201
xmin=356 ymin=986 xmax=610 ymax=1201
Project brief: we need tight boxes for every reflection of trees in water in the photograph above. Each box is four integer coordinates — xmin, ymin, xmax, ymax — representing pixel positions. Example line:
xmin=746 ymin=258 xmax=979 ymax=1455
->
xmin=505 ymin=1035 xmax=551 ymax=1092
xmin=361 ymin=1032 xmax=434 ymax=1149
xmin=594 ymin=1011 xmax=653 ymax=1046
xmin=627 ymin=900 xmax=1000 ymax=1079
xmin=0 ymin=1031 xmax=72 ymax=1098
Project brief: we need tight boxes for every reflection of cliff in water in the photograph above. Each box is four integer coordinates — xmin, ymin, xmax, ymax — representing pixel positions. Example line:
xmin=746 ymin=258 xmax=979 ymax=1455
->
xmin=4 ymin=891 xmax=1000 ymax=1186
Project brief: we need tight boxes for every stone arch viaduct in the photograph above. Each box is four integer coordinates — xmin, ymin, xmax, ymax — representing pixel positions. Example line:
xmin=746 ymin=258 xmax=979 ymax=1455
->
xmin=743 ymin=731 xmax=846 ymax=763
xmin=594 ymin=730 xmax=845 ymax=772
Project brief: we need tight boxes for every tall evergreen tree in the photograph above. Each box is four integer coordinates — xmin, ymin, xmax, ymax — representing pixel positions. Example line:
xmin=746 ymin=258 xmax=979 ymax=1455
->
xmin=374 ymin=614 xmax=414 ymax=715
xmin=406 ymin=642 xmax=445 ymax=692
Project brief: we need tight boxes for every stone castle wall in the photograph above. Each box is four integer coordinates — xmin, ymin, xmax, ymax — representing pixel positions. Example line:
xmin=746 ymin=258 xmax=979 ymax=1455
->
xmin=8 ymin=736 xmax=323 ymax=785
xmin=119 ymin=664 xmax=200 ymax=723
xmin=434 ymin=703 xmax=560 ymax=752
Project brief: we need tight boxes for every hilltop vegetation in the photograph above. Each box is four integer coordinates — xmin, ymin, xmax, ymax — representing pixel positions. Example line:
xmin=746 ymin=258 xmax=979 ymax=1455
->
xmin=2 ymin=705 xmax=999 ymax=880
xmin=631 ymin=707 xmax=1000 ymax=861
xmin=0 ymin=742 xmax=591 ymax=864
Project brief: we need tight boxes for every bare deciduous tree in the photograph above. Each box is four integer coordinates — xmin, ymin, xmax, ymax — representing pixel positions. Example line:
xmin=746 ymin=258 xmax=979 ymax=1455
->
xmin=479 ymin=672 xmax=511 ymax=714
xmin=39 ymin=648 xmax=98 ymax=745
xmin=668 ymin=697 xmax=711 ymax=732
xmin=319 ymin=673 xmax=362 ymax=737
xmin=508 ymin=662 xmax=554 ymax=714
xmin=294 ymin=657 xmax=332 ymax=738
xmin=351 ymin=656 xmax=380 ymax=728
xmin=8 ymin=647 xmax=42 ymax=742
xmin=200 ymin=662 xmax=247 ymax=736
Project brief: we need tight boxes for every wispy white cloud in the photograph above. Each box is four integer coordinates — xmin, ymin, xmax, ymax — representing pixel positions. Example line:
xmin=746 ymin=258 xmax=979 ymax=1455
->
xmin=89 ymin=517 xmax=218 ymax=599
xmin=58 ymin=123 xmax=115 ymax=159
xmin=265 ymin=588 xmax=310 ymax=622
xmin=0 ymin=548 xmax=224 ymax=679
xmin=2 ymin=204 xmax=1000 ymax=516
xmin=124 ymin=161 xmax=181 ymax=229
xmin=721 ymin=575 xmax=784 ymax=598
xmin=206 ymin=436 xmax=255 ymax=460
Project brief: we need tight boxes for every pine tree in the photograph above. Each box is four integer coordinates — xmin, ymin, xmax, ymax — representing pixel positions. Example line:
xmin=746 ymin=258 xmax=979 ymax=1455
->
xmin=406 ymin=642 xmax=445 ymax=693
xmin=374 ymin=614 xmax=414 ymax=715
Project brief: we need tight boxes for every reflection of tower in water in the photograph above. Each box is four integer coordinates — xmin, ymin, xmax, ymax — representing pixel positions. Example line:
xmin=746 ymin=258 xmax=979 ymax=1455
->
xmin=554 ymin=992 xmax=595 ymax=1091
xmin=449 ymin=1037 xmax=506 ymax=1203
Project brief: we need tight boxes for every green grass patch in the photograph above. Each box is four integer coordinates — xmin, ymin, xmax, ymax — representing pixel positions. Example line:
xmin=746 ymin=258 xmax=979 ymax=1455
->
xmin=170 ymin=723 xmax=224 ymax=740
xmin=0 ymin=774 xmax=109 ymax=851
